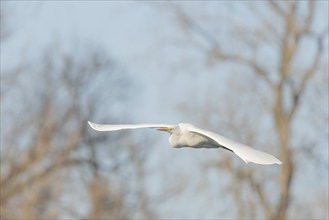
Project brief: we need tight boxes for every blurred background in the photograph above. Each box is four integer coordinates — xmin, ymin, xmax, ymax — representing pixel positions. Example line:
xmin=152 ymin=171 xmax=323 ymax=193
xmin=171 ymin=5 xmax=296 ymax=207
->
xmin=1 ymin=1 xmax=328 ymax=219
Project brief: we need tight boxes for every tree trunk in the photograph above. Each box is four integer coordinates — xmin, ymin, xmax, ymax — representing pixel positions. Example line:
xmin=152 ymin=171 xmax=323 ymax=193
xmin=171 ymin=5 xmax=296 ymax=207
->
xmin=272 ymin=90 xmax=295 ymax=219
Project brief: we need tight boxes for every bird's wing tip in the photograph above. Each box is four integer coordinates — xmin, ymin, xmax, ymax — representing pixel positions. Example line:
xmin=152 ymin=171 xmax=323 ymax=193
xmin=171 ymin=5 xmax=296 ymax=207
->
xmin=88 ymin=121 xmax=97 ymax=130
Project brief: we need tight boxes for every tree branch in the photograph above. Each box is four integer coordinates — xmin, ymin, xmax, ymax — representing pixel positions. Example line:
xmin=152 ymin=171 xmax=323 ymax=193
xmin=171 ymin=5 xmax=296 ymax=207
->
xmin=1 ymin=158 xmax=95 ymax=204
xmin=288 ymin=19 xmax=326 ymax=121
xmin=268 ymin=1 xmax=285 ymax=17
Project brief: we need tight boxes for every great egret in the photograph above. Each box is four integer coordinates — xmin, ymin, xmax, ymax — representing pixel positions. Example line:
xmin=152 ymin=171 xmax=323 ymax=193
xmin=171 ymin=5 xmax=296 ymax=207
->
xmin=88 ymin=122 xmax=281 ymax=165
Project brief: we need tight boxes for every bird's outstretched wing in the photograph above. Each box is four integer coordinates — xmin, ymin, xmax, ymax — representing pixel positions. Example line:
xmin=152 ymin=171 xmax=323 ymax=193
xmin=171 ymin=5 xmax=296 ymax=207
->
xmin=88 ymin=121 xmax=173 ymax=132
xmin=189 ymin=125 xmax=282 ymax=165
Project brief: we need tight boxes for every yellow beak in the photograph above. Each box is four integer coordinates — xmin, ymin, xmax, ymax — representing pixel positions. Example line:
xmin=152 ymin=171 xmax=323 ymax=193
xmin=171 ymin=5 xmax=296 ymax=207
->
xmin=157 ymin=127 xmax=172 ymax=132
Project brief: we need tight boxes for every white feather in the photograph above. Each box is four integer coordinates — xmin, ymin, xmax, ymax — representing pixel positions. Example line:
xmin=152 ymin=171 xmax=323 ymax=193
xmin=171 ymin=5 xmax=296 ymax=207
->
xmin=188 ymin=125 xmax=282 ymax=165
xmin=88 ymin=121 xmax=282 ymax=165
xmin=88 ymin=121 xmax=173 ymax=131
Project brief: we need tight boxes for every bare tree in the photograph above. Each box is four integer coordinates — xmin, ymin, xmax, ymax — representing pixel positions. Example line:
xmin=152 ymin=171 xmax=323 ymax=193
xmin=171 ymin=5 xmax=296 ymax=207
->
xmin=168 ymin=1 xmax=328 ymax=219
xmin=1 ymin=40 xmax=155 ymax=218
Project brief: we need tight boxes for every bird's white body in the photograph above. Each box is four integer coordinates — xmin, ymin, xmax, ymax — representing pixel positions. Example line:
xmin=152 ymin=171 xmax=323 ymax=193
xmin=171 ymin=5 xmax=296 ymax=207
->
xmin=168 ymin=123 xmax=209 ymax=148
xmin=88 ymin=122 xmax=282 ymax=165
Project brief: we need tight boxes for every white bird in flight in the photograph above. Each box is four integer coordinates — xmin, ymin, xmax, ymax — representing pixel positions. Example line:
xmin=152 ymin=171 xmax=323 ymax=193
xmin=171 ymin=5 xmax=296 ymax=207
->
xmin=88 ymin=122 xmax=282 ymax=165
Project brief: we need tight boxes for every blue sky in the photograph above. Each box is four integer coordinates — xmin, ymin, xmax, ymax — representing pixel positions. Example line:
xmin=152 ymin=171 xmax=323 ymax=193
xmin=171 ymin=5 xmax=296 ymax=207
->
xmin=2 ymin=1 xmax=328 ymax=218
